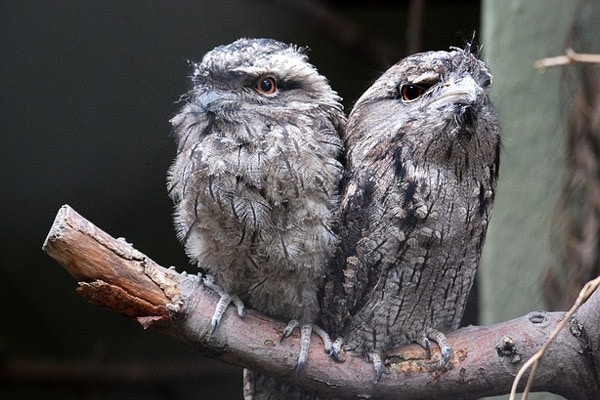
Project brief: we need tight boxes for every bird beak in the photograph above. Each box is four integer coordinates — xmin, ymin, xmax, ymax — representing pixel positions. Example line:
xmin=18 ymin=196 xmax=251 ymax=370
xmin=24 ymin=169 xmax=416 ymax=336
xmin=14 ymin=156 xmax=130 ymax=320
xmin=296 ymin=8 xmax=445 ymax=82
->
xmin=199 ymin=90 xmax=239 ymax=113
xmin=428 ymin=75 xmax=482 ymax=109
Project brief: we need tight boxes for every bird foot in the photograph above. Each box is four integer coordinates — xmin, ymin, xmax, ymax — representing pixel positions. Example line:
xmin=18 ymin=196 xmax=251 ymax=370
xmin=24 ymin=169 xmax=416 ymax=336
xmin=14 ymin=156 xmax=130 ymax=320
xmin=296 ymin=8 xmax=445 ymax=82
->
xmin=280 ymin=320 xmax=311 ymax=374
xmin=202 ymin=276 xmax=245 ymax=334
xmin=369 ymin=352 xmax=384 ymax=384
xmin=327 ymin=336 xmax=346 ymax=362
xmin=419 ymin=328 xmax=451 ymax=368
xmin=419 ymin=336 xmax=432 ymax=358
xmin=312 ymin=326 xmax=345 ymax=362
xmin=332 ymin=338 xmax=380 ymax=382
xmin=280 ymin=321 xmax=342 ymax=374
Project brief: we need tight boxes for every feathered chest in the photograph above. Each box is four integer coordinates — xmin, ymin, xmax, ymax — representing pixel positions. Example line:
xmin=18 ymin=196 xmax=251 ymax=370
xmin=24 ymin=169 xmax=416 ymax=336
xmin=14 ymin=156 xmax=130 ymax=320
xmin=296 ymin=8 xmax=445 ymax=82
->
xmin=191 ymin=117 xmax=337 ymax=200
xmin=364 ymin=146 xmax=495 ymax=245
xmin=168 ymin=107 xmax=343 ymax=242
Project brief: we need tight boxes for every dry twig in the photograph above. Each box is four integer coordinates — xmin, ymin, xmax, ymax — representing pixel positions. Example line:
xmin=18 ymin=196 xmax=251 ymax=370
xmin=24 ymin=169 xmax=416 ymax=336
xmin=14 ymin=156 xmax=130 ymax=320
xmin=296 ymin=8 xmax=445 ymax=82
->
xmin=534 ymin=48 xmax=600 ymax=69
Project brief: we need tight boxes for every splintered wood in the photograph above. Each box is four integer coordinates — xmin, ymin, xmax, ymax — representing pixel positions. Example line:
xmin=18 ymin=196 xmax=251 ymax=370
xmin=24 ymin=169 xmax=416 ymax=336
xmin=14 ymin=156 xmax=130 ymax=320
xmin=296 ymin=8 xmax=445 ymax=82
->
xmin=42 ymin=204 xmax=189 ymax=324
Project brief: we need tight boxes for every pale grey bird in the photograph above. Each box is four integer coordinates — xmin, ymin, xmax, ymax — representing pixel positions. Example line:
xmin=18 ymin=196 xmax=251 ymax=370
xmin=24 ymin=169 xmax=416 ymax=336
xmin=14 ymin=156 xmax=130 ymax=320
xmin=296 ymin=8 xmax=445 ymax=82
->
xmin=322 ymin=46 xmax=501 ymax=382
xmin=167 ymin=38 xmax=345 ymax=374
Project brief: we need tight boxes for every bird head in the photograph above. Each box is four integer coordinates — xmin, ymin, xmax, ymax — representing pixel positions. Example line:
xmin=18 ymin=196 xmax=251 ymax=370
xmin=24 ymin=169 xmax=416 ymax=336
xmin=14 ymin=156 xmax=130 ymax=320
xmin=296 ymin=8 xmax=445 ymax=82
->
xmin=168 ymin=38 xmax=345 ymax=200
xmin=182 ymin=38 xmax=343 ymax=121
xmin=345 ymin=47 xmax=500 ymax=170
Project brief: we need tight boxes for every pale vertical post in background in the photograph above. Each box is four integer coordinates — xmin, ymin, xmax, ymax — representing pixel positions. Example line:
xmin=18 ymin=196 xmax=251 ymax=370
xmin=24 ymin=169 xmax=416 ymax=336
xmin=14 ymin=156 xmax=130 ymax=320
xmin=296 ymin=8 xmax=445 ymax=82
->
xmin=481 ymin=0 xmax=594 ymax=399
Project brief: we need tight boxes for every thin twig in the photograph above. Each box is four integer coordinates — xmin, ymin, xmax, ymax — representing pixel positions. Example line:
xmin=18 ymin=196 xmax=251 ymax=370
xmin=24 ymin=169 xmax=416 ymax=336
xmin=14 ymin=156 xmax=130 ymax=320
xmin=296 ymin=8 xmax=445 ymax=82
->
xmin=534 ymin=48 xmax=600 ymax=69
xmin=509 ymin=274 xmax=600 ymax=400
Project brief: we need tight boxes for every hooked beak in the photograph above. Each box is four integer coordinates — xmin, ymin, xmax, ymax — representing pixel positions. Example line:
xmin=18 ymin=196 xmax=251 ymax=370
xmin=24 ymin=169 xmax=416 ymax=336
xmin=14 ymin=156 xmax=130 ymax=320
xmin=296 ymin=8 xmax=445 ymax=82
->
xmin=428 ymin=76 xmax=482 ymax=109
xmin=199 ymin=90 xmax=239 ymax=113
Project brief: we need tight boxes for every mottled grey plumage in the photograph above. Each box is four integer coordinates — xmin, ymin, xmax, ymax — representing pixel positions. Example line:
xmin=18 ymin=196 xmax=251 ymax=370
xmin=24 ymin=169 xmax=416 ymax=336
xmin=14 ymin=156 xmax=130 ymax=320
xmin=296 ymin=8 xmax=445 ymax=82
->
xmin=167 ymin=38 xmax=345 ymax=375
xmin=322 ymin=47 xmax=501 ymax=382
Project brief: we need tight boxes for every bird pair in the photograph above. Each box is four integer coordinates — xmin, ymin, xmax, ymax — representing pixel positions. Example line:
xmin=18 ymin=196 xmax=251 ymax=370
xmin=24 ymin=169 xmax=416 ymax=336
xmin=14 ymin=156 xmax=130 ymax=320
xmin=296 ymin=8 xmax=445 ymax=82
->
xmin=166 ymin=38 xmax=501 ymax=390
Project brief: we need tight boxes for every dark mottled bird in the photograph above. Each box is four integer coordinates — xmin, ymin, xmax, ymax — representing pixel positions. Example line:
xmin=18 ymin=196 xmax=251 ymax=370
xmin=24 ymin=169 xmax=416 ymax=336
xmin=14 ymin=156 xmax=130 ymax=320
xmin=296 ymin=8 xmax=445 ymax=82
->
xmin=322 ymin=46 xmax=501 ymax=382
xmin=167 ymin=38 xmax=345 ymax=374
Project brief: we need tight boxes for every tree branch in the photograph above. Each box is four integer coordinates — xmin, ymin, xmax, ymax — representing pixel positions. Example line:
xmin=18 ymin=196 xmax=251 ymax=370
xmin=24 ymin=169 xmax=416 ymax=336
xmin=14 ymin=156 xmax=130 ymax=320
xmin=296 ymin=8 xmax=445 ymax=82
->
xmin=534 ymin=48 xmax=600 ymax=69
xmin=42 ymin=205 xmax=600 ymax=399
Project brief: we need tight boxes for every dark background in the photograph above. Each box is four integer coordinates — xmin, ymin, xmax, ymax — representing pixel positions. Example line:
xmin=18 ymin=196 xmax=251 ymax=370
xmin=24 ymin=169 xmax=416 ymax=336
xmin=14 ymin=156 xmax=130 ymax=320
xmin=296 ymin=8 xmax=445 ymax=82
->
xmin=1 ymin=1 xmax=480 ymax=398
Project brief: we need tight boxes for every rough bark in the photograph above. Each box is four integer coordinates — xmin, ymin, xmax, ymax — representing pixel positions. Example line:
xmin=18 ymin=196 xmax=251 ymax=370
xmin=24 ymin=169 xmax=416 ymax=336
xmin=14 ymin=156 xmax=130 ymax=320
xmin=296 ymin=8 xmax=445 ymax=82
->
xmin=42 ymin=205 xmax=600 ymax=399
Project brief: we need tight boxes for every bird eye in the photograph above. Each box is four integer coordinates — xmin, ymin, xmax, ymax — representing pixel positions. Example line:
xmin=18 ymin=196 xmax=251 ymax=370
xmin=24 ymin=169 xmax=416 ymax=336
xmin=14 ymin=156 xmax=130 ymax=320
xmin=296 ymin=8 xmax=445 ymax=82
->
xmin=255 ymin=76 xmax=278 ymax=95
xmin=399 ymin=84 xmax=427 ymax=102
